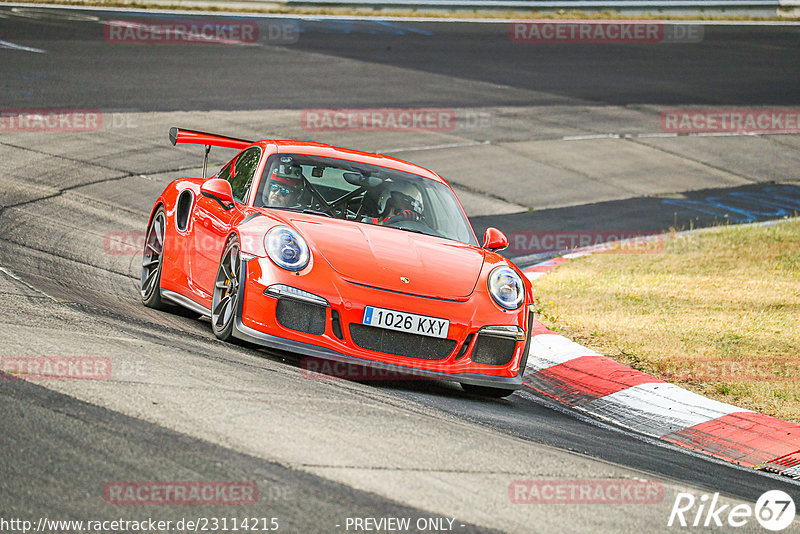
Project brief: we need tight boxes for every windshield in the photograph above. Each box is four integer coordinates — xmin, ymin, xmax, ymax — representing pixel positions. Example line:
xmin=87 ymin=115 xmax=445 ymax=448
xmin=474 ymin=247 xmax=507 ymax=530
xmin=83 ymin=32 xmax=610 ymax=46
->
xmin=254 ymin=153 xmax=478 ymax=246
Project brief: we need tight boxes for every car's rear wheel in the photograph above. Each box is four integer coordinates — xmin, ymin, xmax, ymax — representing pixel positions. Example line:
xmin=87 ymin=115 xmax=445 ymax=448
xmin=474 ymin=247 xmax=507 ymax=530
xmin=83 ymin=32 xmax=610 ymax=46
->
xmin=461 ymin=383 xmax=516 ymax=398
xmin=141 ymin=206 xmax=167 ymax=309
xmin=211 ymin=236 xmax=241 ymax=341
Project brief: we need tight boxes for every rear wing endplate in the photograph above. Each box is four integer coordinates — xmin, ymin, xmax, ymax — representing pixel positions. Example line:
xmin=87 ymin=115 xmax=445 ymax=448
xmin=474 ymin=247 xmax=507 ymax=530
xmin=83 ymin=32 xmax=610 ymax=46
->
xmin=169 ymin=127 xmax=254 ymax=179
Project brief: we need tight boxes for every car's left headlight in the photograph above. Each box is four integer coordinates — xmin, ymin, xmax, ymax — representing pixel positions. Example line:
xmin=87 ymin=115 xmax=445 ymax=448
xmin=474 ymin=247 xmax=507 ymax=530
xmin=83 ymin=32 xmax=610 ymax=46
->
xmin=488 ymin=266 xmax=524 ymax=310
xmin=265 ymin=226 xmax=310 ymax=271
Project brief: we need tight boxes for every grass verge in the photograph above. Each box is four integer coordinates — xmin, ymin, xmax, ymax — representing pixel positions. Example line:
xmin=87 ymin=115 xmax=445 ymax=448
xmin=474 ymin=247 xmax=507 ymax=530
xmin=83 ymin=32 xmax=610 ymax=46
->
xmin=532 ymin=218 xmax=800 ymax=422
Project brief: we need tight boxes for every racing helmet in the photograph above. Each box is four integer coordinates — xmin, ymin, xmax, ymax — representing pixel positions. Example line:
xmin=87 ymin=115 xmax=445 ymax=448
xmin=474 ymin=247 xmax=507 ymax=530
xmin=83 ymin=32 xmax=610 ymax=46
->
xmin=378 ymin=180 xmax=423 ymax=217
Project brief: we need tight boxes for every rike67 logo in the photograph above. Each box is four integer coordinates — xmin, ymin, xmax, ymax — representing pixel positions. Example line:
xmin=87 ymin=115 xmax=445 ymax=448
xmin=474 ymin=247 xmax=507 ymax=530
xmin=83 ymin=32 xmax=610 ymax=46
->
xmin=668 ymin=490 xmax=795 ymax=531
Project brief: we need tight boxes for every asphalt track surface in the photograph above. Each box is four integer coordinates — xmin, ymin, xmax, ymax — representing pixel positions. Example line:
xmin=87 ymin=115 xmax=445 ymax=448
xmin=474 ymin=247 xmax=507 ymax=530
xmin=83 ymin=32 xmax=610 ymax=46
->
xmin=1 ymin=7 xmax=799 ymax=533
xmin=2 ymin=13 xmax=799 ymax=109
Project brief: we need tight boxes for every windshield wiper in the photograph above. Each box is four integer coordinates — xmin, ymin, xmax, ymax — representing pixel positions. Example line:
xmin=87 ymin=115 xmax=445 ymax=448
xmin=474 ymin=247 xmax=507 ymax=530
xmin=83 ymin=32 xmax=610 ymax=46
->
xmin=302 ymin=209 xmax=332 ymax=218
xmin=266 ymin=206 xmax=332 ymax=218
xmin=395 ymin=226 xmax=442 ymax=238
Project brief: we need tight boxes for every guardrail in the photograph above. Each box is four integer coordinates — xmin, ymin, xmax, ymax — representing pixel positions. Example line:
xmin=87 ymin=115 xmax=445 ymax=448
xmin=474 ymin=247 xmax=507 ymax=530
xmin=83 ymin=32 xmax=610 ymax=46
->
xmin=281 ymin=0 xmax=788 ymax=16
xmin=12 ymin=0 xmax=792 ymax=16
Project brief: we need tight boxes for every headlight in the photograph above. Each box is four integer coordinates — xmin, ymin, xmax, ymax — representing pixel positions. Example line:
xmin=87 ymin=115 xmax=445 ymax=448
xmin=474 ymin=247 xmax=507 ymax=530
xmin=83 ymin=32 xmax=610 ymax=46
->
xmin=265 ymin=226 xmax=310 ymax=271
xmin=488 ymin=266 xmax=524 ymax=310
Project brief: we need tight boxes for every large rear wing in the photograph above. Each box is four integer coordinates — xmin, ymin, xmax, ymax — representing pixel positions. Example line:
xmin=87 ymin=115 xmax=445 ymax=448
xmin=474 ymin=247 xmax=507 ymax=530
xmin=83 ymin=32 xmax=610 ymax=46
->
xmin=169 ymin=127 xmax=254 ymax=178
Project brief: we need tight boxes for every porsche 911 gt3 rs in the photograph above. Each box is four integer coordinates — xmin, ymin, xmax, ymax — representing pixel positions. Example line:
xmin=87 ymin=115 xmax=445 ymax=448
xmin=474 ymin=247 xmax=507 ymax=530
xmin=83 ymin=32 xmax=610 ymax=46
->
xmin=142 ymin=127 xmax=534 ymax=397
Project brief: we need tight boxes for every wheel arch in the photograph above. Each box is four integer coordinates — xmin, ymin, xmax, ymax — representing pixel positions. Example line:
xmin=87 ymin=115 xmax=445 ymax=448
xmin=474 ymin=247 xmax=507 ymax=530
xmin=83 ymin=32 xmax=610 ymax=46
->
xmin=147 ymin=200 xmax=166 ymax=228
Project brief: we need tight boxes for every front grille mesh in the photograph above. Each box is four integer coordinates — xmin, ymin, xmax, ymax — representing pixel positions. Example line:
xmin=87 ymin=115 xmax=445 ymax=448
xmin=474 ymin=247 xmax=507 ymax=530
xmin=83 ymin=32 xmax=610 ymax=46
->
xmin=471 ymin=334 xmax=517 ymax=366
xmin=349 ymin=324 xmax=456 ymax=360
xmin=276 ymin=299 xmax=326 ymax=335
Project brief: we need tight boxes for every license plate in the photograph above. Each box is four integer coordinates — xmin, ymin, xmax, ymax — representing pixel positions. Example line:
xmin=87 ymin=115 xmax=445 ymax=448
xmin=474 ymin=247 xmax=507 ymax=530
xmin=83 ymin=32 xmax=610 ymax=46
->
xmin=362 ymin=306 xmax=449 ymax=339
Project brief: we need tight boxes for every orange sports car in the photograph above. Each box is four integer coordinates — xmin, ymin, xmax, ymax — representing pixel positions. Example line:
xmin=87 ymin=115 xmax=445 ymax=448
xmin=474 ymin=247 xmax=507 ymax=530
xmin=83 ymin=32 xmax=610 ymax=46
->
xmin=142 ymin=128 xmax=534 ymax=397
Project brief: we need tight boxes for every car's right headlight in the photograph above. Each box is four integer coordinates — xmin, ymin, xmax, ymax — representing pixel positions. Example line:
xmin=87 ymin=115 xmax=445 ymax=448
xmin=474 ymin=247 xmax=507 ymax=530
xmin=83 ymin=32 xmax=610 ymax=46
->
xmin=487 ymin=266 xmax=524 ymax=310
xmin=265 ymin=226 xmax=310 ymax=271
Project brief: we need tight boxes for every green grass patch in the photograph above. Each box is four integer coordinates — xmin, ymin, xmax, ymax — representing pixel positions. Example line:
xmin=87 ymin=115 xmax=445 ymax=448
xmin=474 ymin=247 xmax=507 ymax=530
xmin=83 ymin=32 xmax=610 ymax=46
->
xmin=533 ymin=218 xmax=800 ymax=422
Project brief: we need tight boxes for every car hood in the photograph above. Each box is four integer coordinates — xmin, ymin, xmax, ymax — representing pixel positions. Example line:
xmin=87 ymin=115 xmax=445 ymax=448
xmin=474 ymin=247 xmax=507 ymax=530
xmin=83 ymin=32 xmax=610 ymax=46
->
xmin=290 ymin=217 xmax=485 ymax=300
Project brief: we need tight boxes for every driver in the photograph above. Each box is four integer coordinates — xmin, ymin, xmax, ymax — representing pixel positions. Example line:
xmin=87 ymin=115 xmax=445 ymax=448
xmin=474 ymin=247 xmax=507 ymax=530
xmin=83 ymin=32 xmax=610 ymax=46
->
xmin=266 ymin=164 xmax=303 ymax=207
xmin=362 ymin=181 xmax=423 ymax=225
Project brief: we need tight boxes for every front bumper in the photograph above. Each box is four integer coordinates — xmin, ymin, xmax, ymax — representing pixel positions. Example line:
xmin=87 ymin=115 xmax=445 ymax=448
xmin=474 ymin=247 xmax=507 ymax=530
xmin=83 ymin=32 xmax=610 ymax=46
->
xmin=234 ymin=257 xmax=533 ymax=390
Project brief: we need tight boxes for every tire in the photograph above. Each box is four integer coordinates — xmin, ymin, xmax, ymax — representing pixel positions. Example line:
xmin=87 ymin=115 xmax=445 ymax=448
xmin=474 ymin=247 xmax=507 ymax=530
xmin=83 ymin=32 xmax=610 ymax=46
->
xmin=141 ymin=206 xmax=168 ymax=309
xmin=461 ymin=383 xmax=516 ymax=398
xmin=211 ymin=235 xmax=241 ymax=342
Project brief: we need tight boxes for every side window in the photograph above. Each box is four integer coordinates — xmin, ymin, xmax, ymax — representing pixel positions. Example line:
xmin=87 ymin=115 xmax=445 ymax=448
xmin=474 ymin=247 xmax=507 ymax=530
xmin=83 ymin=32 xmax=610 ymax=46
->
xmin=217 ymin=160 xmax=233 ymax=182
xmin=230 ymin=147 xmax=261 ymax=203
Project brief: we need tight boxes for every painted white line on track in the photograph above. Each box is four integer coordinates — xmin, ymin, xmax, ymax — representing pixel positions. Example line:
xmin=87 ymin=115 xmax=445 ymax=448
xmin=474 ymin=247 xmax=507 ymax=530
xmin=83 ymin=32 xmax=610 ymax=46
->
xmin=562 ymin=134 xmax=621 ymax=141
xmin=563 ymin=131 xmax=796 ymax=141
xmin=0 ymin=39 xmax=46 ymax=53
xmin=384 ymin=140 xmax=490 ymax=153
xmin=0 ymin=266 xmax=59 ymax=301
xmin=635 ymin=132 xmax=679 ymax=138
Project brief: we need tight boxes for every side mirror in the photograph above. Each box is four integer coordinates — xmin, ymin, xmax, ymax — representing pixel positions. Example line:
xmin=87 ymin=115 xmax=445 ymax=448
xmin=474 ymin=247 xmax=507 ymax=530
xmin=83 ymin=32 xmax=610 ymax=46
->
xmin=201 ymin=178 xmax=235 ymax=210
xmin=482 ymin=227 xmax=508 ymax=252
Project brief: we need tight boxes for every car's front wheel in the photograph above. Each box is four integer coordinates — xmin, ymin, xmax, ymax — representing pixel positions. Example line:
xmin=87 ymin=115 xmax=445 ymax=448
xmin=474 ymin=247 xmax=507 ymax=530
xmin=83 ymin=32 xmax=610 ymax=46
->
xmin=461 ymin=383 xmax=516 ymax=399
xmin=211 ymin=236 xmax=241 ymax=341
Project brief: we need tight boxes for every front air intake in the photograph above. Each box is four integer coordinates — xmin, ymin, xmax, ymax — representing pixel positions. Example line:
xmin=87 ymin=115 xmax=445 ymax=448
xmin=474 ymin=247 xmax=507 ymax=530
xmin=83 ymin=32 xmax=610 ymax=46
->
xmin=349 ymin=324 xmax=456 ymax=360
xmin=471 ymin=335 xmax=517 ymax=366
xmin=276 ymin=299 xmax=326 ymax=335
